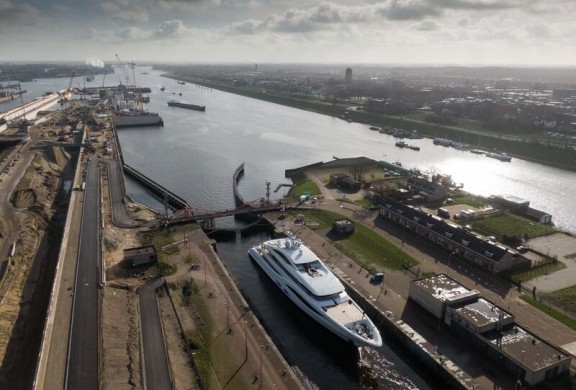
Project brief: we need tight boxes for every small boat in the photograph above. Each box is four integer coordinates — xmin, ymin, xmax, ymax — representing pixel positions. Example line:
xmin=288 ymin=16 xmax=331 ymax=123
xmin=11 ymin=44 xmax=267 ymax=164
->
xmin=177 ymin=81 xmax=186 ymax=85
xmin=408 ymin=145 xmax=420 ymax=151
xmin=369 ymin=126 xmax=380 ymax=131
xmin=160 ymin=86 xmax=165 ymax=91
xmin=248 ymin=233 xmax=382 ymax=348
xmin=486 ymin=152 xmax=511 ymax=162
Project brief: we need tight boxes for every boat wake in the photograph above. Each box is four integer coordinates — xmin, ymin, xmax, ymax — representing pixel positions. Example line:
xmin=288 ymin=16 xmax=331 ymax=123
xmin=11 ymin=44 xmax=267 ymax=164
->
xmin=359 ymin=347 xmax=424 ymax=390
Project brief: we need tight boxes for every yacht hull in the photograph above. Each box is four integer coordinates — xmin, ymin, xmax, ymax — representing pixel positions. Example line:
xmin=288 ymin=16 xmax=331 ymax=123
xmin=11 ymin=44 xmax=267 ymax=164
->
xmin=248 ymin=245 xmax=381 ymax=348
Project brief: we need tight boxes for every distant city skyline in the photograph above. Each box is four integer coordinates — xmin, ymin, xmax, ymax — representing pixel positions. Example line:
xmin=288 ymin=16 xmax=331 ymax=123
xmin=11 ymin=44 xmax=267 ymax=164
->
xmin=1 ymin=0 xmax=575 ymax=66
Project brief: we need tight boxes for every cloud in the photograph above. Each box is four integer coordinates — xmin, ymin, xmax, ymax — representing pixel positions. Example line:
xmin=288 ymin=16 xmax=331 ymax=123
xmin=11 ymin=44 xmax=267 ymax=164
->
xmin=412 ymin=19 xmax=441 ymax=31
xmin=525 ymin=24 xmax=551 ymax=39
xmin=116 ymin=26 xmax=151 ymax=39
xmin=153 ymin=19 xmax=190 ymax=38
xmin=430 ymin=0 xmax=519 ymax=11
xmin=100 ymin=2 xmax=150 ymax=22
xmin=0 ymin=1 xmax=39 ymax=23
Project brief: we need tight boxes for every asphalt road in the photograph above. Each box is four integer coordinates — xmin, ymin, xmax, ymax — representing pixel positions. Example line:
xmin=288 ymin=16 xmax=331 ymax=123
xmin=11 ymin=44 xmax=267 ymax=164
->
xmin=65 ymin=159 xmax=100 ymax=390
xmin=138 ymin=279 xmax=173 ymax=390
xmin=105 ymin=160 xmax=138 ymax=228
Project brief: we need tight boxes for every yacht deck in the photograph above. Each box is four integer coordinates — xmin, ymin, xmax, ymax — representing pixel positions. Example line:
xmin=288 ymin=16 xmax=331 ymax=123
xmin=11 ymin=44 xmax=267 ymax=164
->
xmin=325 ymin=301 xmax=365 ymax=325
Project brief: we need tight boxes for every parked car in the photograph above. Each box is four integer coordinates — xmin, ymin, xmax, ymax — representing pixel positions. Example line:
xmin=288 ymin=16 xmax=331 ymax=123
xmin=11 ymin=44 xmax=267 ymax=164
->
xmin=370 ymin=273 xmax=384 ymax=284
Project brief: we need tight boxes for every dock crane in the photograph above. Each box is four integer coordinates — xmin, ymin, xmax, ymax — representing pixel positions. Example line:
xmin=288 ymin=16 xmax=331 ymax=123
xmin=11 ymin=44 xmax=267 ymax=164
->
xmin=115 ymin=54 xmax=133 ymax=89
xmin=60 ymin=71 xmax=76 ymax=109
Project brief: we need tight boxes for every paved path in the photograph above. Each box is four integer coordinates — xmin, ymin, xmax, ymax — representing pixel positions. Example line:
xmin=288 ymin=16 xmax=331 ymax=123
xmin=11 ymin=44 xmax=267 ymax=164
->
xmin=527 ymin=233 xmax=576 ymax=292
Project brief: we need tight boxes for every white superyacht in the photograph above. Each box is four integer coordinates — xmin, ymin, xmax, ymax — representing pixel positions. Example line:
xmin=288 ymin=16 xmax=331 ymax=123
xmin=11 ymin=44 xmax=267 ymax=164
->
xmin=248 ymin=233 xmax=382 ymax=348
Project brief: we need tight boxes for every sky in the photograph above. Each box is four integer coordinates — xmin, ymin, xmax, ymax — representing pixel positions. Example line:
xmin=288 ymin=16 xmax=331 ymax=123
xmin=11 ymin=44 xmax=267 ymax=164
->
xmin=1 ymin=0 xmax=576 ymax=66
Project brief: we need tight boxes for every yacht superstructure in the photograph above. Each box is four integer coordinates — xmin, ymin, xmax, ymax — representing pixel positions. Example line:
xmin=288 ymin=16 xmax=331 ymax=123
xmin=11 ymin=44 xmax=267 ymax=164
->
xmin=248 ymin=233 xmax=382 ymax=348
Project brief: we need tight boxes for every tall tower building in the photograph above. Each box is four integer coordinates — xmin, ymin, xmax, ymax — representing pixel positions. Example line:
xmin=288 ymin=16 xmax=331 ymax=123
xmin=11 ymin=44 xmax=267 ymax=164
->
xmin=345 ymin=67 xmax=352 ymax=84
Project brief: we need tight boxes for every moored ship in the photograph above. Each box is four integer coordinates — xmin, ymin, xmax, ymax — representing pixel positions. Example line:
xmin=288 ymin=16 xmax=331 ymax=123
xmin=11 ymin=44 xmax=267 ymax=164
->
xmin=167 ymin=100 xmax=206 ymax=112
xmin=112 ymin=111 xmax=164 ymax=128
xmin=486 ymin=152 xmax=512 ymax=162
xmin=248 ymin=233 xmax=382 ymax=348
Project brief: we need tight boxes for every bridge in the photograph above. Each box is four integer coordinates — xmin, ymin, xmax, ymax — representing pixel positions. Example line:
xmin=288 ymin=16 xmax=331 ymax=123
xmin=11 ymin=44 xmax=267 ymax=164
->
xmin=167 ymin=199 xmax=283 ymax=226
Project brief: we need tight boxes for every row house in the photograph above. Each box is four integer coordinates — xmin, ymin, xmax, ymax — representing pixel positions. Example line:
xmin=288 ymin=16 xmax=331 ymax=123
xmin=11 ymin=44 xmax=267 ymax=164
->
xmin=379 ymin=198 xmax=515 ymax=273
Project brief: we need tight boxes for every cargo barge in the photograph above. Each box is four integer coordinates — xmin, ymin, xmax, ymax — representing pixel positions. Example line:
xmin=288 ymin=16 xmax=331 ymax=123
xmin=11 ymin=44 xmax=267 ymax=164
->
xmin=167 ymin=100 xmax=206 ymax=112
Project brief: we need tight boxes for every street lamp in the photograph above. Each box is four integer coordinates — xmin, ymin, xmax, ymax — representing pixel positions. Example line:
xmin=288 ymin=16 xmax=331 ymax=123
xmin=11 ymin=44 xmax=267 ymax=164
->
xmin=448 ymin=251 xmax=456 ymax=275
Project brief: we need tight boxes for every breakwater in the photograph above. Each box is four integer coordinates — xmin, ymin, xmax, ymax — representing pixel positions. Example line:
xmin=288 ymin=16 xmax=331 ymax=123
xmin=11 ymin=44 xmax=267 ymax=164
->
xmin=122 ymin=164 xmax=189 ymax=210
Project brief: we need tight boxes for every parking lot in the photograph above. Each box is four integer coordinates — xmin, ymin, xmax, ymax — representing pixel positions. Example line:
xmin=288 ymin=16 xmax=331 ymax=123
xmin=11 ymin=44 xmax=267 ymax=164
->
xmin=527 ymin=232 xmax=576 ymax=292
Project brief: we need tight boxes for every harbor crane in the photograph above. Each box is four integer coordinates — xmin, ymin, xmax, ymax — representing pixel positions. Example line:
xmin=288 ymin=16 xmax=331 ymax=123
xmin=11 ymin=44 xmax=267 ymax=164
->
xmin=115 ymin=54 xmax=136 ymax=90
xmin=60 ymin=71 xmax=76 ymax=109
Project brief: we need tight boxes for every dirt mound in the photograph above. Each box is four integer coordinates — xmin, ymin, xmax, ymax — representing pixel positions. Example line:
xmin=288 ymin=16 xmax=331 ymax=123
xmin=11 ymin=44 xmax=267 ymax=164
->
xmin=12 ymin=190 xmax=36 ymax=208
xmin=103 ymin=230 xmax=124 ymax=251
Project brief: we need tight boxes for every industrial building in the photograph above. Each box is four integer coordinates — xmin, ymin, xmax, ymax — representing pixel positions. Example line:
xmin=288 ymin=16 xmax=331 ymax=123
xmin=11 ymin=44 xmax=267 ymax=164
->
xmin=409 ymin=274 xmax=571 ymax=385
xmin=123 ymin=245 xmax=158 ymax=267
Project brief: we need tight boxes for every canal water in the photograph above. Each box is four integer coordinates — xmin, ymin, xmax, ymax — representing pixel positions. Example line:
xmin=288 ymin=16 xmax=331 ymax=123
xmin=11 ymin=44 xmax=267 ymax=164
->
xmin=5 ymin=69 xmax=576 ymax=388
xmin=216 ymin=231 xmax=431 ymax=390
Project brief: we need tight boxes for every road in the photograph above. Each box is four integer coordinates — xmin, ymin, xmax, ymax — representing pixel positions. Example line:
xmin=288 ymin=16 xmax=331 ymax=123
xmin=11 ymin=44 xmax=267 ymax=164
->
xmin=105 ymin=160 xmax=138 ymax=227
xmin=138 ymin=279 xmax=172 ymax=390
xmin=65 ymin=158 xmax=101 ymax=390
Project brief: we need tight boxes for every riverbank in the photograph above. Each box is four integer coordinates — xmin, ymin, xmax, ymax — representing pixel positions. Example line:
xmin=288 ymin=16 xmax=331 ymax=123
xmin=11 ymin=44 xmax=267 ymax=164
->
xmin=163 ymin=74 xmax=576 ymax=172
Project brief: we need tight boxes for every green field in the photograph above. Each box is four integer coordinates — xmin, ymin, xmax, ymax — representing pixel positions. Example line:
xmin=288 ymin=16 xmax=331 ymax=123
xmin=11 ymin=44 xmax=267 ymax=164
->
xmin=300 ymin=209 xmax=417 ymax=272
xmin=287 ymin=172 xmax=321 ymax=200
xmin=468 ymin=214 xmax=556 ymax=241
xmin=451 ymin=196 xmax=485 ymax=208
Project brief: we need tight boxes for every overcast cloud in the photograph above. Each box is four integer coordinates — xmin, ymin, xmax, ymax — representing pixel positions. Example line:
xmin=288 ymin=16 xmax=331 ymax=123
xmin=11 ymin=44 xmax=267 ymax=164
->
xmin=1 ymin=0 xmax=575 ymax=65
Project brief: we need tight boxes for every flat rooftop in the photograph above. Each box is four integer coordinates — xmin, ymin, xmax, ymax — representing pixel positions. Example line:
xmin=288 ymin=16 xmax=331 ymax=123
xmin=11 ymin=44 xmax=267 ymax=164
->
xmin=482 ymin=325 xmax=569 ymax=372
xmin=453 ymin=298 xmax=513 ymax=328
xmin=413 ymin=274 xmax=472 ymax=301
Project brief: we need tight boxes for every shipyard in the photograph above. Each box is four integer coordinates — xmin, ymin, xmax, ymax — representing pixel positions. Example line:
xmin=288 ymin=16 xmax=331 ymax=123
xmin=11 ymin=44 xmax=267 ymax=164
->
xmin=1 ymin=59 xmax=576 ymax=390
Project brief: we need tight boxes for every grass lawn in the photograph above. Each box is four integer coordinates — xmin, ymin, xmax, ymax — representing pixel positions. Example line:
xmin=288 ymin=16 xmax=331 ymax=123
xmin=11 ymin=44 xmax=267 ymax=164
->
xmin=300 ymin=209 xmax=417 ymax=272
xmin=469 ymin=214 xmax=556 ymax=240
xmin=520 ymin=295 xmax=576 ymax=331
xmin=451 ymin=196 xmax=485 ymax=208
xmin=287 ymin=172 xmax=321 ymax=200
xmin=540 ymin=285 xmax=576 ymax=317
